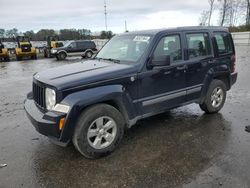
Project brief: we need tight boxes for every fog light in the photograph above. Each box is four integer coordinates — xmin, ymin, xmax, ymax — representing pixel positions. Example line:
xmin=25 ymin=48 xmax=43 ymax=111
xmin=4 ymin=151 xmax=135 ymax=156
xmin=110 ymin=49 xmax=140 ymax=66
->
xmin=59 ymin=118 xmax=65 ymax=131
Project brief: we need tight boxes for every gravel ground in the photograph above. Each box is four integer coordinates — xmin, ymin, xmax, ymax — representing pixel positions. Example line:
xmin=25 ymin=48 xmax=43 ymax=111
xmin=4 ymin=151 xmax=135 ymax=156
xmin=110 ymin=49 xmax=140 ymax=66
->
xmin=0 ymin=47 xmax=250 ymax=188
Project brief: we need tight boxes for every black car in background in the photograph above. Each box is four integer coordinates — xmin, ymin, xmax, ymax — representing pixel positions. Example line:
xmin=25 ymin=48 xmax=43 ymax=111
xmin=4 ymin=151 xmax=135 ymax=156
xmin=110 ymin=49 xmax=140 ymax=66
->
xmin=51 ymin=40 xmax=98 ymax=60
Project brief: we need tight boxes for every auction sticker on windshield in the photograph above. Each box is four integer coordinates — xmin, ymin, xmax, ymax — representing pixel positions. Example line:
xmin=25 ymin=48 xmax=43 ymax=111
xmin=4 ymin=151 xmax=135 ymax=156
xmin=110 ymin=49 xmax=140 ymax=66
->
xmin=133 ymin=36 xmax=150 ymax=42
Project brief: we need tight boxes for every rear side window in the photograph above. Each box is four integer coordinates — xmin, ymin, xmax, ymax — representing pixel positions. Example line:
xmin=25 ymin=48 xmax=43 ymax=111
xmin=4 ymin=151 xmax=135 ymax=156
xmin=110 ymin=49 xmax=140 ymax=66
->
xmin=89 ymin=42 xmax=96 ymax=48
xmin=186 ymin=33 xmax=211 ymax=59
xmin=214 ymin=32 xmax=233 ymax=55
xmin=80 ymin=41 xmax=96 ymax=49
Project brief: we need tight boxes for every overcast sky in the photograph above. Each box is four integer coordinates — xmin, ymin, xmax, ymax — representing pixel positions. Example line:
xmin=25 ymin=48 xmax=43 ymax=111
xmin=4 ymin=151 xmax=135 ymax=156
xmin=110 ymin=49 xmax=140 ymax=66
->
xmin=0 ymin=0 xmax=218 ymax=33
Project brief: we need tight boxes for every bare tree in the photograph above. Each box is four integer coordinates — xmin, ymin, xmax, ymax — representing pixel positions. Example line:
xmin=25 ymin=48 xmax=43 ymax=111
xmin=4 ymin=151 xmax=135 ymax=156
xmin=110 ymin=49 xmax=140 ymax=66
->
xmin=199 ymin=10 xmax=210 ymax=26
xmin=208 ymin=0 xmax=216 ymax=25
xmin=220 ymin=0 xmax=246 ymax=26
xmin=218 ymin=0 xmax=230 ymax=26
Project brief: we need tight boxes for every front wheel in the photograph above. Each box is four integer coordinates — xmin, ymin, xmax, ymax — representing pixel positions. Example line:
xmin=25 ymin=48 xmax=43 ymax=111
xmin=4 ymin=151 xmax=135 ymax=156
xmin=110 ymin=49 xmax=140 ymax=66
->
xmin=200 ymin=79 xmax=227 ymax=114
xmin=73 ymin=104 xmax=125 ymax=158
xmin=57 ymin=52 xmax=66 ymax=60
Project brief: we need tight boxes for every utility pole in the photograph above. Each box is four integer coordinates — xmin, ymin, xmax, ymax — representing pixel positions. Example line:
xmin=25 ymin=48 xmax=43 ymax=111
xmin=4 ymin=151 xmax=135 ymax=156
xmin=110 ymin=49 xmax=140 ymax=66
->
xmin=125 ymin=20 xmax=127 ymax=32
xmin=104 ymin=1 xmax=107 ymax=31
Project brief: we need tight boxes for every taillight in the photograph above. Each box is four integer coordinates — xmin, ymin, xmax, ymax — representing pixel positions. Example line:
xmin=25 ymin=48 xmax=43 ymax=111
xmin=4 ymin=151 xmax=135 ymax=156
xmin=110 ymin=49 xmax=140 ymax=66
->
xmin=231 ymin=55 xmax=236 ymax=73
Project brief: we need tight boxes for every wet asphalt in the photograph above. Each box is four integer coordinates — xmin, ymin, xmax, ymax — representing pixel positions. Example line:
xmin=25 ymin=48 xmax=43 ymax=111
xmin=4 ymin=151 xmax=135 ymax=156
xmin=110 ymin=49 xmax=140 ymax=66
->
xmin=0 ymin=47 xmax=250 ymax=188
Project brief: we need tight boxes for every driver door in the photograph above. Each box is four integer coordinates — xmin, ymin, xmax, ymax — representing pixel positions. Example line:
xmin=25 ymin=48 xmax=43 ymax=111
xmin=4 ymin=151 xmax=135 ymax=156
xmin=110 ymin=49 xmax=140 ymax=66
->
xmin=67 ymin=42 xmax=78 ymax=56
xmin=138 ymin=33 xmax=187 ymax=115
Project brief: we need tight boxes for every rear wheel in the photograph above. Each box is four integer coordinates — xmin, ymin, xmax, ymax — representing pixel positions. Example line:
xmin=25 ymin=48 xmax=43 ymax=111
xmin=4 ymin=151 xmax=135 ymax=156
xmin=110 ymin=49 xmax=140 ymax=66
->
xmin=85 ymin=51 xmax=93 ymax=58
xmin=73 ymin=104 xmax=125 ymax=158
xmin=200 ymin=79 xmax=227 ymax=114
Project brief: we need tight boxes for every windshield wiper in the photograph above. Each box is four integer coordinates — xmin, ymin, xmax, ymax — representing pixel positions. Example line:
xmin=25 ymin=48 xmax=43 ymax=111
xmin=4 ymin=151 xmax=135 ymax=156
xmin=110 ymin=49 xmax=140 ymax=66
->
xmin=95 ymin=57 xmax=120 ymax=64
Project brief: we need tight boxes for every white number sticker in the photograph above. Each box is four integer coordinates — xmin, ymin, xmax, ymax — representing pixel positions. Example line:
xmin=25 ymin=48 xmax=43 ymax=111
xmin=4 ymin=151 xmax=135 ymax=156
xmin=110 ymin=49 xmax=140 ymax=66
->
xmin=133 ymin=36 xmax=150 ymax=42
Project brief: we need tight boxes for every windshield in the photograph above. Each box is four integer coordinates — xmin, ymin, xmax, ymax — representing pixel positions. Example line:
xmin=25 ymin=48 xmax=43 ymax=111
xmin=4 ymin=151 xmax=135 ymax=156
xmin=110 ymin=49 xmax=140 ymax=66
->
xmin=96 ymin=34 xmax=152 ymax=63
xmin=64 ymin=41 xmax=73 ymax=47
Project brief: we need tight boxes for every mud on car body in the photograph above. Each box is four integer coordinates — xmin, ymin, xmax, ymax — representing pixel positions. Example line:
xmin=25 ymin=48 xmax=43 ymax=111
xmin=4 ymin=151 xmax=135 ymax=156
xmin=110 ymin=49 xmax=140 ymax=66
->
xmin=24 ymin=26 xmax=237 ymax=158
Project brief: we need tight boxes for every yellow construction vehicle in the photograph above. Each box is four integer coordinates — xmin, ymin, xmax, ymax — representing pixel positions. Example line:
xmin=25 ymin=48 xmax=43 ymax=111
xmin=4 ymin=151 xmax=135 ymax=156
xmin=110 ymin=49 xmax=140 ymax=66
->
xmin=44 ymin=36 xmax=63 ymax=58
xmin=15 ymin=36 xmax=37 ymax=61
xmin=0 ymin=39 xmax=10 ymax=62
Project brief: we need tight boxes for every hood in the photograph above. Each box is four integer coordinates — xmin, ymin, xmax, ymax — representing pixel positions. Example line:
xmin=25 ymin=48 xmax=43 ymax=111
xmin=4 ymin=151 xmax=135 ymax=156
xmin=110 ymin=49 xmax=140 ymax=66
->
xmin=34 ymin=60 xmax=136 ymax=90
xmin=53 ymin=46 xmax=65 ymax=51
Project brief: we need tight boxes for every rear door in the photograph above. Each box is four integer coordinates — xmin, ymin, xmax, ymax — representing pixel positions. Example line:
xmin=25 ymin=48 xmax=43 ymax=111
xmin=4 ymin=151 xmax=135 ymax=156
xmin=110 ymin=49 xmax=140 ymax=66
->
xmin=184 ymin=31 xmax=213 ymax=101
xmin=77 ymin=42 xmax=87 ymax=52
xmin=213 ymin=32 xmax=235 ymax=73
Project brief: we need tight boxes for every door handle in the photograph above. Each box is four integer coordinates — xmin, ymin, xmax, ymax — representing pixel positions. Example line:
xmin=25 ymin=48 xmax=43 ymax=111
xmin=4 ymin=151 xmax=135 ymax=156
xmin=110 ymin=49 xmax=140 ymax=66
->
xmin=176 ymin=65 xmax=187 ymax=71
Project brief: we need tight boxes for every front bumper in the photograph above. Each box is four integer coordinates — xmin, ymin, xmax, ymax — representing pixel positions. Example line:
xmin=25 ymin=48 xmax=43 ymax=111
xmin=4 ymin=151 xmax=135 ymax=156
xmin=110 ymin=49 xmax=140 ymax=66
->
xmin=24 ymin=98 xmax=69 ymax=146
xmin=16 ymin=52 xmax=36 ymax=57
xmin=50 ymin=50 xmax=58 ymax=55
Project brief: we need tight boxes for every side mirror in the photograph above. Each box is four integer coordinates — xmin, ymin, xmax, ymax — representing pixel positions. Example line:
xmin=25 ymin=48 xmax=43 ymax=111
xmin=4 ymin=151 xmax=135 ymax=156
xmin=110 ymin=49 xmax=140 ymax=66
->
xmin=68 ymin=45 xmax=72 ymax=49
xmin=151 ymin=55 xmax=171 ymax=67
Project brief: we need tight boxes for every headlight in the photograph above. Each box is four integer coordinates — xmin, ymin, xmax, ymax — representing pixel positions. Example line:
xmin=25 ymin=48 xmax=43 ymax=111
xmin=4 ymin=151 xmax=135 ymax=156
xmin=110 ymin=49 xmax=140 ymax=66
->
xmin=51 ymin=49 xmax=57 ymax=53
xmin=45 ymin=88 xmax=56 ymax=110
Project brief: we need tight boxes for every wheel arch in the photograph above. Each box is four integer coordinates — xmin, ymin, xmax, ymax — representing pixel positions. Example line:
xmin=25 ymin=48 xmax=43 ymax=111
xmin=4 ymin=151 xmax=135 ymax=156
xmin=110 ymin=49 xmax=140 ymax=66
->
xmin=57 ymin=50 xmax=67 ymax=56
xmin=59 ymin=85 xmax=136 ymax=142
xmin=200 ymin=67 xmax=231 ymax=104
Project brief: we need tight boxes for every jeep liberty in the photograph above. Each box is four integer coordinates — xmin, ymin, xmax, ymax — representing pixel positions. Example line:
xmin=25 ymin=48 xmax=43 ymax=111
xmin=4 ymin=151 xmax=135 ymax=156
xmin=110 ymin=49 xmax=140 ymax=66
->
xmin=24 ymin=27 xmax=237 ymax=158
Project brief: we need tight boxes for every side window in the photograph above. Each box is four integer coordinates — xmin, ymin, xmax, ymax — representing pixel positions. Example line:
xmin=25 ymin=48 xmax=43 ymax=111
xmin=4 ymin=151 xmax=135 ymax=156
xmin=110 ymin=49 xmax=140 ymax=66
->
xmin=77 ymin=42 xmax=86 ymax=49
xmin=153 ymin=35 xmax=182 ymax=63
xmin=214 ymin=32 xmax=233 ymax=55
xmin=186 ymin=33 xmax=211 ymax=59
xmin=69 ymin=42 xmax=77 ymax=48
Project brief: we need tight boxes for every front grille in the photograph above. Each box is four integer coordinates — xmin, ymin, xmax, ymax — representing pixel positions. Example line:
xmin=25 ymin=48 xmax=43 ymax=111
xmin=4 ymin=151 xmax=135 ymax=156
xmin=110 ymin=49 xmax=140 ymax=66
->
xmin=33 ymin=82 xmax=46 ymax=108
xmin=21 ymin=45 xmax=31 ymax=52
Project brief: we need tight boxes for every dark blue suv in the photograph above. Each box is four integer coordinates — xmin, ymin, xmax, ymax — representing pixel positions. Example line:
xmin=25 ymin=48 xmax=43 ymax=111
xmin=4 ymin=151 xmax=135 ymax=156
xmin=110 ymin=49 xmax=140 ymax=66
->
xmin=24 ymin=27 xmax=237 ymax=158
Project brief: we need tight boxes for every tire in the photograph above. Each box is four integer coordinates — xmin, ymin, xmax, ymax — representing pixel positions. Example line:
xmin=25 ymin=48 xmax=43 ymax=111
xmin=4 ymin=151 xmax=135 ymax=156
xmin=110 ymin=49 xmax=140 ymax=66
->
xmin=16 ymin=56 xmax=22 ymax=61
xmin=57 ymin=52 xmax=67 ymax=60
xmin=73 ymin=104 xmax=125 ymax=158
xmin=85 ymin=51 xmax=93 ymax=58
xmin=48 ymin=51 xmax=52 ymax=58
xmin=32 ymin=55 xmax=37 ymax=60
xmin=4 ymin=57 xmax=10 ymax=62
xmin=199 ymin=79 xmax=227 ymax=114
xmin=44 ymin=50 xmax=48 ymax=58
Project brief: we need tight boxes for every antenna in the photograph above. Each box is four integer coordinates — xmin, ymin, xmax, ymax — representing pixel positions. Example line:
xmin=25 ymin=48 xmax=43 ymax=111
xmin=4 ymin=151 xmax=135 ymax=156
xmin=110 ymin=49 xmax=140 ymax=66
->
xmin=104 ymin=1 xmax=107 ymax=31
